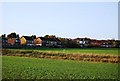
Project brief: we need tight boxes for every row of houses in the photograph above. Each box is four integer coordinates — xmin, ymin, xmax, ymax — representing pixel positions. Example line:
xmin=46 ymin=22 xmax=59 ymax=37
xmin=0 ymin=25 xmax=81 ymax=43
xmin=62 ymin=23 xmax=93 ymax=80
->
xmin=1 ymin=32 xmax=120 ymax=48
xmin=1 ymin=33 xmax=62 ymax=48
xmin=74 ymin=38 xmax=120 ymax=48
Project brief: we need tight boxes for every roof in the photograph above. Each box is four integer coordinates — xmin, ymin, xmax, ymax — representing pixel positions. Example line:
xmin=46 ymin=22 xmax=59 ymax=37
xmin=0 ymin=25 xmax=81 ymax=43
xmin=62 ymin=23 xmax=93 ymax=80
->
xmin=23 ymin=36 xmax=34 ymax=40
xmin=39 ymin=37 xmax=45 ymax=40
xmin=55 ymin=38 xmax=61 ymax=42
xmin=39 ymin=37 xmax=61 ymax=42
xmin=74 ymin=38 xmax=91 ymax=41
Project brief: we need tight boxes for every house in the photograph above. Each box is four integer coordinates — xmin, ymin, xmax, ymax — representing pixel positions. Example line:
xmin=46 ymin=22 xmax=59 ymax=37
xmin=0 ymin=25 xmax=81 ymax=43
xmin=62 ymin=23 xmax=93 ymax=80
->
xmin=2 ymin=37 xmax=8 ymax=47
xmin=7 ymin=37 xmax=21 ymax=48
xmin=20 ymin=36 xmax=35 ymax=46
xmin=15 ymin=38 xmax=20 ymax=45
xmin=101 ymin=40 xmax=113 ymax=48
xmin=34 ymin=37 xmax=42 ymax=46
xmin=7 ymin=38 xmax=16 ymax=45
xmin=89 ymin=39 xmax=102 ymax=47
xmin=7 ymin=32 xmax=20 ymax=46
xmin=1 ymin=34 xmax=8 ymax=47
xmin=0 ymin=37 xmax=2 ymax=48
xmin=40 ymin=37 xmax=61 ymax=47
xmin=75 ymin=38 xmax=91 ymax=47
xmin=55 ymin=38 xmax=62 ymax=47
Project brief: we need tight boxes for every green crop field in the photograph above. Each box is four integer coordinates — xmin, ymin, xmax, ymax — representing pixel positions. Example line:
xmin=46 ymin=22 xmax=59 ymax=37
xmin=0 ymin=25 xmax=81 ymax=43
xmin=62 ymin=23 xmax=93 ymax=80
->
xmin=10 ymin=48 xmax=119 ymax=55
xmin=2 ymin=56 xmax=119 ymax=79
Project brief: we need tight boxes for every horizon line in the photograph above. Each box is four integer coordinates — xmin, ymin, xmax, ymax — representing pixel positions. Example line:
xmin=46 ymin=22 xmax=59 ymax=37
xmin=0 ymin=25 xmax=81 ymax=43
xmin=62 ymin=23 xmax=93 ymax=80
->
xmin=0 ymin=32 xmax=119 ymax=40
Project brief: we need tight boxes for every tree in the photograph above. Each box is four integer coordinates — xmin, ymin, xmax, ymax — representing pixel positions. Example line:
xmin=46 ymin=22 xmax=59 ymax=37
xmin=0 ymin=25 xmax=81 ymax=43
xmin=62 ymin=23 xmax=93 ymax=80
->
xmin=114 ymin=40 xmax=120 ymax=48
xmin=1 ymin=34 xmax=6 ymax=38
xmin=44 ymin=35 xmax=49 ymax=38
xmin=31 ymin=35 xmax=36 ymax=39
xmin=59 ymin=38 xmax=79 ymax=48
xmin=7 ymin=32 xmax=19 ymax=38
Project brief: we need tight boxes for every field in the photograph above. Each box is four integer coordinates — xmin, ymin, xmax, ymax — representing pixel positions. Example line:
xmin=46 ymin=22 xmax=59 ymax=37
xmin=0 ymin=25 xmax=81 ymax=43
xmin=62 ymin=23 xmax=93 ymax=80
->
xmin=2 ymin=56 xmax=119 ymax=79
xmin=10 ymin=48 xmax=119 ymax=55
xmin=2 ymin=48 xmax=120 ymax=79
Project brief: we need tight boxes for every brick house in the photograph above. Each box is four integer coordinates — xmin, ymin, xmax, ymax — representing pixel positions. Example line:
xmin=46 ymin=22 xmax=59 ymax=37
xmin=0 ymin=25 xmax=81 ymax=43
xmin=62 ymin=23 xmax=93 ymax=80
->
xmin=20 ymin=36 xmax=35 ymax=46
xmin=34 ymin=37 xmax=42 ymax=46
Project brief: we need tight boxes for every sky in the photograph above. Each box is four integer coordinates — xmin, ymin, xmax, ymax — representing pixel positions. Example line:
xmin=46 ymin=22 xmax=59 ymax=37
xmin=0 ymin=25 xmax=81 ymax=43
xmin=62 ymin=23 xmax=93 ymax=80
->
xmin=1 ymin=2 xmax=118 ymax=40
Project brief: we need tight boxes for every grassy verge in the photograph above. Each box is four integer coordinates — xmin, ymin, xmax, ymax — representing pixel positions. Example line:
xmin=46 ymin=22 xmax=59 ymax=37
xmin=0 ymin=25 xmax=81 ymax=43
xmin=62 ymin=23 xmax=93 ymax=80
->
xmin=2 ymin=56 xmax=119 ymax=79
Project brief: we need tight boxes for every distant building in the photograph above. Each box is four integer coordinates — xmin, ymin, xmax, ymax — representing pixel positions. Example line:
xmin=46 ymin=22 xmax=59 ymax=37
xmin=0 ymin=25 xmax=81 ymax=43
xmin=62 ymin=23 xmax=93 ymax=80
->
xmin=40 ymin=37 xmax=61 ymax=47
xmin=75 ymin=38 xmax=91 ymax=47
xmin=1 ymin=32 xmax=120 ymax=48
xmin=34 ymin=37 xmax=42 ymax=46
xmin=0 ymin=37 xmax=2 ymax=48
xmin=20 ymin=36 xmax=35 ymax=46
xmin=100 ymin=40 xmax=113 ymax=48
xmin=2 ymin=37 xmax=8 ymax=47
xmin=8 ymin=38 xmax=16 ymax=45
xmin=89 ymin=39 xmax=102 ymax=47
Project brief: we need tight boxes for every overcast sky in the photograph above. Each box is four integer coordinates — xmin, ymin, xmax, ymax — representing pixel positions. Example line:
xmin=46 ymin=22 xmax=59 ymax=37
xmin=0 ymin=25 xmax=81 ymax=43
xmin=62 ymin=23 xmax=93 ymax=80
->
xmin=2 ymin=2 xmax=118 ymax=40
